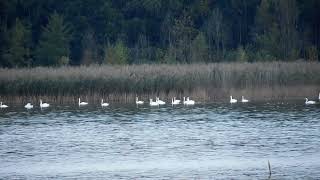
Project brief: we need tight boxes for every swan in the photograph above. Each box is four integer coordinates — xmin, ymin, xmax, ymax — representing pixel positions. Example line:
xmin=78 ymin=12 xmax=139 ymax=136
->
xmin=186 ymin=97 xmax=195 ymax=105
xmin=78 ymin=98 xmax=88 ymax=106
xmin=149 ymin=99 xmax=159 ymax=106
xmin=24 ymin=103 xmax=33 ymax=109
xmin=230 ymin=96 xmax=237 ymax=103
xmin=0 ymin=102 xmax=8 ymax=108
xmin=40 ymin=99 xmax=50 ymax=108
xmin=156 ymin=97 xmax=166 ymax=105
xmin=101 ymin=99 xmax=109 ymax=107
xmin=173 ymin=97 xmax=181 ymax=104
xmin=136 ymin=97 xmax=144 ymax=105
xmin=183 ymin=97 xmax=195 ymax=105
xmin=241 ymin=96 xmax=249 ymax=103
xmin=305 ymin=98 xmax=316 ymax=105
xmin=183 ymin=97 xmax=187 ymax=105
xmin=171 ymin=97 xmax=180 ymax=105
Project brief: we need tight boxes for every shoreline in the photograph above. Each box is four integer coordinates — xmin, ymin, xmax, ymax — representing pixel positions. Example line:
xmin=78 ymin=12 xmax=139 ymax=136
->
xmin=1 ymin=85 xmax=319 ymax=104
xmin=0 ymin=62 xmax=320 ymax=104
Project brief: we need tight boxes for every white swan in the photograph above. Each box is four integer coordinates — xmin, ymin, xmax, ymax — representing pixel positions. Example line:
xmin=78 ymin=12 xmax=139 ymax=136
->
xmin=149 ymin=99 xmax=159 ymax=106
xmin=241 ymin=96 xmax=249 ymax=103
xmin=173 ymin=97 xmax=181 ymax=104
xmin=183 ymin=97 xmax=187 ymax=105
xmin=171 ymin=97 xmax=180 ymax=105
xmin=305 ymin=98 xmax=316 ymax=105
xmin=230 ymin=96 xmax=237 ymax=103
xmin=156 ymin=97 xmax=166 ymax=105
xmin=0 ymin=102 xmax=8 ymax=108
xmin=136 ymin=97 xmax=144 ymax=105
xmin=183 ymin=97 xmax=195 ymax=105
xmin=187 ymin=97 xmax=195 ymax=105
xmin=40 ymin=99 xmax=50 ymax=108
xmin=78 ymin=98 xmax=88 ymax=106
xmin=24 ymin=103 xmax=33 ymax=109
xmin=101 ymin=99 xmax=109 ymax=107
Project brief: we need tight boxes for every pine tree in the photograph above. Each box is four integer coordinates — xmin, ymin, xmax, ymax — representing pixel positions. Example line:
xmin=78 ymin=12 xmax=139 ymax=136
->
xmin=35 ymin=12 xmax=71 ymax=66
xmin=2 ymin=18 xmax=32 ymax=67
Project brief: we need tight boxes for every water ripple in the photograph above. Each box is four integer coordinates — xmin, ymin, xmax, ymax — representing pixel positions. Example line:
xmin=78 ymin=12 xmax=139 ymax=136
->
xmin=0 ymin=102 xmax=320 ymax=179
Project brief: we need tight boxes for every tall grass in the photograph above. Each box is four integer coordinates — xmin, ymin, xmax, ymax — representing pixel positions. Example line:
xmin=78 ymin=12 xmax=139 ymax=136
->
xmin=0 ymin=62 xmax=320 ymax=103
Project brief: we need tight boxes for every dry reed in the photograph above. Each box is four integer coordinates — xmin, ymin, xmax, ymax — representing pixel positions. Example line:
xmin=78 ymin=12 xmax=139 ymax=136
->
xmin=0 ymin=62 xmax=319 ymax=103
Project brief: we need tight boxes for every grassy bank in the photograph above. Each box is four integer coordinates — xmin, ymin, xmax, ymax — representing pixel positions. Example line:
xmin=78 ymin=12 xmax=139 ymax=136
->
xmin=0 ymin=62 xmax=320 ymax=103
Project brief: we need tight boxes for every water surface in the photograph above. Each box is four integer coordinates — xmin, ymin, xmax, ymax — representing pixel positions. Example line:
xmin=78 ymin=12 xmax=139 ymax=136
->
xmin=0 ymin=101 xmax=320 ymax=179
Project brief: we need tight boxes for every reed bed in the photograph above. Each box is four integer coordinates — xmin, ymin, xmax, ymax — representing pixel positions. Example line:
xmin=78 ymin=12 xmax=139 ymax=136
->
xmin=0 ymin=62 xmax=320 ymax=103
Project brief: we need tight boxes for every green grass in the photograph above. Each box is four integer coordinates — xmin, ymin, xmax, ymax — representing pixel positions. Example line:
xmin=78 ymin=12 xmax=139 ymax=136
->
xmin=0 ymin=62 xmax=320 ymax=103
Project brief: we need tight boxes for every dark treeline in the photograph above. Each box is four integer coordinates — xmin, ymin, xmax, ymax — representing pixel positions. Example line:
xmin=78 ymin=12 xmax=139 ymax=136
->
xmin=1 ymin=0 xmax=320 ymax=67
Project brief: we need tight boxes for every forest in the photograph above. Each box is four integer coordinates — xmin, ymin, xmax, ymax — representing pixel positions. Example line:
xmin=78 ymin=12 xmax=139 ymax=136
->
xmin=1 ymin=0 xmax=320 ymax=67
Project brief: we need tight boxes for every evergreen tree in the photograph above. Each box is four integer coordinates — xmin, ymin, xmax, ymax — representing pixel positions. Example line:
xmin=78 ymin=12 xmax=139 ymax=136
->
xmin=253 ymin=0 xmax=300 ymax=60
xmin=80 ymin=30 xmax=99 ymax=65
xmin=235 ymin=46 xmax=249 ymax=62
xmin=278 ymin=0 xmax=300 ymax=60
xmin=132 ymin=34 xmax=150 ymax=64
xmin=35 ymin=12 xmax=71 ymax=66
xmin=0 ymin=0 xmax=320 ymax=66
xmin=2 ymin=18 xmax=32 ymax=67
xmin=206 ymin=8 xmax=228 ymax=62
xmin=104 ymin=40 xmax=128 ymax=65
xmin=171 ymin=12 xmax=197 ymax=63
xmin=190 ymin=32 xmax=209 ymax=62
xmin=298 ymin=0 xmax=320 ymax=55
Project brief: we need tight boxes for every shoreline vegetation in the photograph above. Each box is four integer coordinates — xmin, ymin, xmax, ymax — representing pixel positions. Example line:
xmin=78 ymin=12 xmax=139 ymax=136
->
xmin=1 ymin=62 xmax=320 ymax=104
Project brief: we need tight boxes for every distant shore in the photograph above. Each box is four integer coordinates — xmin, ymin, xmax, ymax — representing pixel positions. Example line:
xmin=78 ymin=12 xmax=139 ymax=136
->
xmin=0 ymin=62 xmax=319 ymax=103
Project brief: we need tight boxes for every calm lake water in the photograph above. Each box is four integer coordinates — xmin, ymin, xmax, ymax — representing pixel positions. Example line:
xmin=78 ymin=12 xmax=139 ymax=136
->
xmin=0 ymin=101 xmax=319 ymax=179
